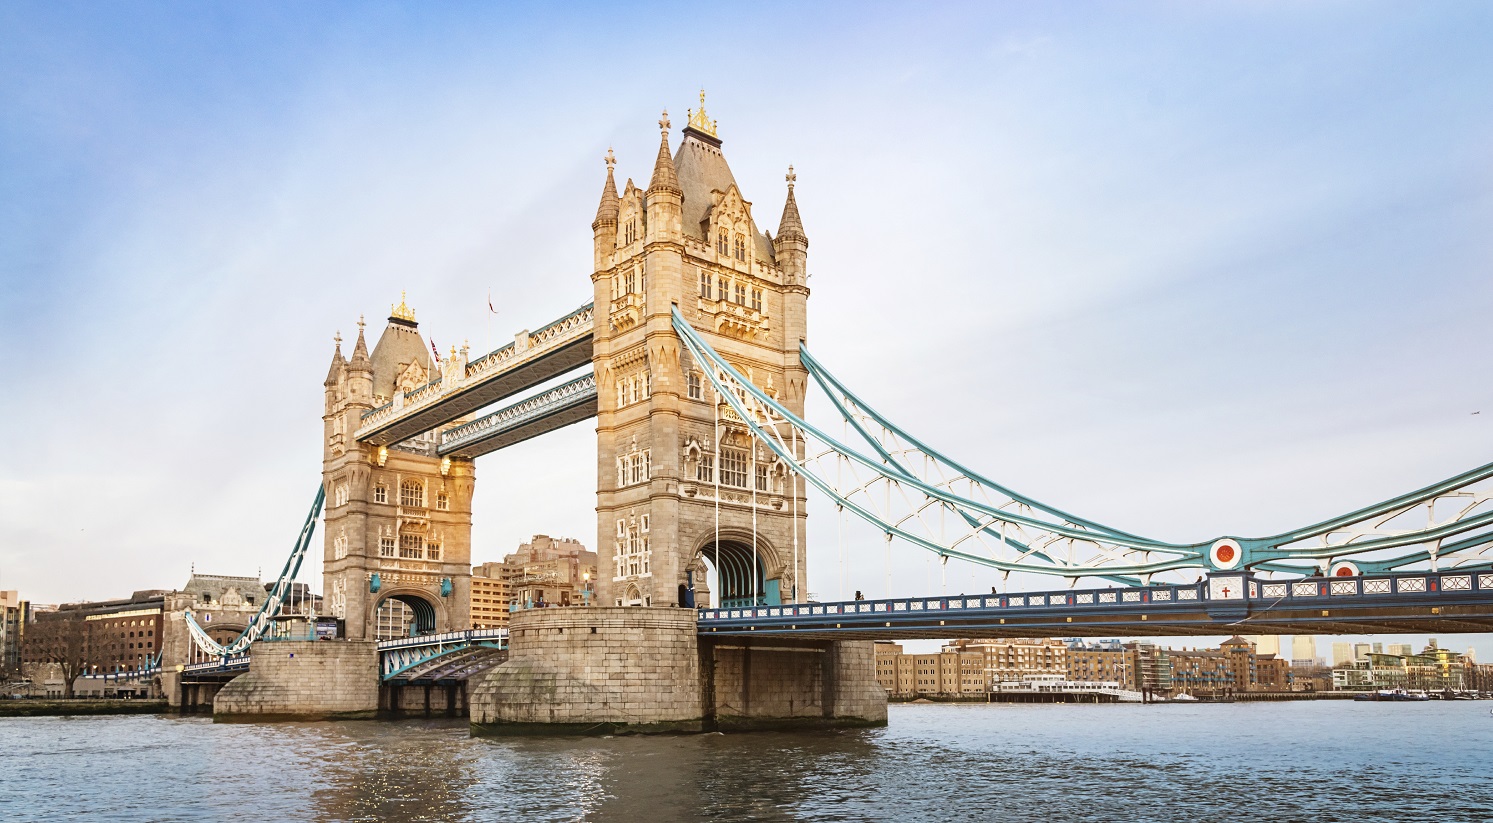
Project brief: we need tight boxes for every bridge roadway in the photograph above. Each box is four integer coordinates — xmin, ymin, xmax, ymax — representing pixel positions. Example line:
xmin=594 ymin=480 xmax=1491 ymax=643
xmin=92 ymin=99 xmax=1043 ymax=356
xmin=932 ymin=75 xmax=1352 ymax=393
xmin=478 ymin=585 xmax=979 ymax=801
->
xmin=697 ymin=570 xmax=1493 ymax=640
xmin=179 ymin=629 xmax=509 ymax=685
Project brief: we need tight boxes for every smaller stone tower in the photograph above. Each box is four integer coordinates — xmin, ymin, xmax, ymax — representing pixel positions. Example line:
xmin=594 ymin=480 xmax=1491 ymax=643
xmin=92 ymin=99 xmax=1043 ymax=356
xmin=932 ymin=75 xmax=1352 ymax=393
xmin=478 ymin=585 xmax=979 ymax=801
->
xmin=321 ymin=296 xmax=475 ymax=640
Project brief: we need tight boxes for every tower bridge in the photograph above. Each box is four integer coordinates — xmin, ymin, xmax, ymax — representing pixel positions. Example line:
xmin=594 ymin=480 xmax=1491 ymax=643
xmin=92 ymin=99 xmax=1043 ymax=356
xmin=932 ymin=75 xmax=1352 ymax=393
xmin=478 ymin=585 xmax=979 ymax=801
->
xmin=166 ymin=95 xmax=1493 ymax=731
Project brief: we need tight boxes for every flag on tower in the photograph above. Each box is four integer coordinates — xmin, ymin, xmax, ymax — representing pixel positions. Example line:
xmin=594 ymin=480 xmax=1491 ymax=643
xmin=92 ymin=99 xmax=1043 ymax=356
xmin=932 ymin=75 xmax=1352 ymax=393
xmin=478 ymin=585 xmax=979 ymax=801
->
xmin=488 ymin=290 xmax=497 ymax=314
xmin=430 ymin=338 xmax=441 ymax=362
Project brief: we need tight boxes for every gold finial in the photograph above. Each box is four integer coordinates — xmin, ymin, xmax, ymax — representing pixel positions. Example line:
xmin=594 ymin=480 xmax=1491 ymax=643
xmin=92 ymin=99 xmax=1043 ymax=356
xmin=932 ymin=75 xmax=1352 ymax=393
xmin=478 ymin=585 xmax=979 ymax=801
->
xmin=357 ymin=314 xmax=365 ymax=331
xmin=687 ymin=89 xmax=718 ymax=137
xmin=605 ymin=147 xmax=616 ymax=169
xmin=786 ymin=164 xmax=796 ymax=188
xmin=334 ymin=331 xmax=342 ymax=347
xmin=391 ymin=290 xmax=416 ymax=322
xmin=659 ymin=109 xmax=671 ymax=133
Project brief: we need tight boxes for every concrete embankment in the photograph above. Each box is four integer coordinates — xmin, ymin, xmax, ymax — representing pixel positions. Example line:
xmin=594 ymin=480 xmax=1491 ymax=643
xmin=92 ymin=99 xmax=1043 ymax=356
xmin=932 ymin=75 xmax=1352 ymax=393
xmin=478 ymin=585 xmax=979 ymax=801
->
xmin=0 ymin=699 xmax=167 ymax=717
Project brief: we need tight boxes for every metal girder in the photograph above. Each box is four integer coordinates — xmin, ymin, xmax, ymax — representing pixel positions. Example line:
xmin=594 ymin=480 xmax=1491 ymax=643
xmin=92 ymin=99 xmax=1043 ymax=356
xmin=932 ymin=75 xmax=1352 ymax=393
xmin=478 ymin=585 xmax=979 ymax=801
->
xmin=356 ymin=304 xmax=594 ymax=446
xmin=438 ymin=373 xmax=598 ymax=458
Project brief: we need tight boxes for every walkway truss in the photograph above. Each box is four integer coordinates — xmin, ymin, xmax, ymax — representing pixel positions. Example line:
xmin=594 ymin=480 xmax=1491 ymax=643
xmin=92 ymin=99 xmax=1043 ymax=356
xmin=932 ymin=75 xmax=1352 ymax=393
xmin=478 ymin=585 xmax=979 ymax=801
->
xmin=672 ymin=308 xmax=1493 ymax=586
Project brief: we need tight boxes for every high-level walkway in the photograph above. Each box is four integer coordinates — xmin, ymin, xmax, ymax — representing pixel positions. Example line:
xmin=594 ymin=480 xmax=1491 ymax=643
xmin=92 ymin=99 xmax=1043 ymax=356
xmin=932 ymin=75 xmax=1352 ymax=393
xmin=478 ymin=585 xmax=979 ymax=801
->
xmin=355 ymin=303 xmax=595 ymax=447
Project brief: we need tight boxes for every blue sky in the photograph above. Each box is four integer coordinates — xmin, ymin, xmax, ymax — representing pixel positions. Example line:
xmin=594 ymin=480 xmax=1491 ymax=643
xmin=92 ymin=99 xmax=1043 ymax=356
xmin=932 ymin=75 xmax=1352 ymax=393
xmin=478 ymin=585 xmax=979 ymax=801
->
xmin=2 ymin=2 xmax=1491 ymax=657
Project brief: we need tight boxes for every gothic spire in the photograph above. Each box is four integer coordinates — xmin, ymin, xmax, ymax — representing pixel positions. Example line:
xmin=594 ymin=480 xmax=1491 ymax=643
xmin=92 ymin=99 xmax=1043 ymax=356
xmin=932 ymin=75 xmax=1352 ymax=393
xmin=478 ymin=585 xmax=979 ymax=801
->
xmin=647 ymin=110 xmax=681 ymax=196
xmin=349 ymin=315 xmax=371 ymax=372
xmin=324 ymin=331 xmax=346 ymax=386
xmin=593 ymin=147 xmax=620 ymax=230
xmin=777 ymin=165 xmax=807 ymax=244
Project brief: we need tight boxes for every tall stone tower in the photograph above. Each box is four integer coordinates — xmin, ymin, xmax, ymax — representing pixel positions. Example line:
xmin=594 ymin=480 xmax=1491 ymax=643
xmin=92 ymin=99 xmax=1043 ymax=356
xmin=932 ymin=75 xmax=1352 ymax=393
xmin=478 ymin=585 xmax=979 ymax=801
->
xmin=321 ymin=296 xmax=475 ymax=640
xmin=591 ymin=98 xmax=810 ymax=609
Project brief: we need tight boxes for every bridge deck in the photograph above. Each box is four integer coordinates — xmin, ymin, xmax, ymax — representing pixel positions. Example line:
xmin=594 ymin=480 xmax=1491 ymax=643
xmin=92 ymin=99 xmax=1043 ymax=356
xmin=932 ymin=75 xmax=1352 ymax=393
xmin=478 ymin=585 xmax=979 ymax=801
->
xmin=698 ymin=571 xmax=1493 ymax=640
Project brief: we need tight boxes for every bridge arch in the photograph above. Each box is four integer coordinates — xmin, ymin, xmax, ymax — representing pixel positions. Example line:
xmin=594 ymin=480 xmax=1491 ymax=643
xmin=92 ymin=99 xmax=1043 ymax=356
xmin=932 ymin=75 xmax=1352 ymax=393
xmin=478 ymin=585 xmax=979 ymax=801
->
xmin=371 ymin=589 xmax=445 ymax=639
xmin=691 ymin=529 xmax=783 ymax=608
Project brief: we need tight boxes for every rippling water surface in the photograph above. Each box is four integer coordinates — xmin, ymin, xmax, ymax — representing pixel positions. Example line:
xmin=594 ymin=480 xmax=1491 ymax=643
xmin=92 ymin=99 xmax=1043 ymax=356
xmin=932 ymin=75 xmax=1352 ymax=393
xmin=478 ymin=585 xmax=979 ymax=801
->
xmin=3 ymin=702 xmax=1492 ymax=821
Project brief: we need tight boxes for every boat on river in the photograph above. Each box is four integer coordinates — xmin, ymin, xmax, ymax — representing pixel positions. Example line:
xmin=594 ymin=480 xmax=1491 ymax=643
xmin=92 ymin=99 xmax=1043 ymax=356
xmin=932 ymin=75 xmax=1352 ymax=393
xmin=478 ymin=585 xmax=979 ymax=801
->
xmin=1354 ymin=688 xmax=1430 ymax=701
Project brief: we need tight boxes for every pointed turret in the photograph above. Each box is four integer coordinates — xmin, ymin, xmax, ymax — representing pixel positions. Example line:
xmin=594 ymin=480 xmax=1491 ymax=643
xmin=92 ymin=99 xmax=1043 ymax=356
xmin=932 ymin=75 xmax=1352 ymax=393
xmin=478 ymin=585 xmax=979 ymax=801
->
xmin=593 ymin=148 xmax=620 ymax=229
xmin=593 ymin=149 xmax=620 ymax=271
xmin=349 ymin=317 xmax=371 ymax=373
xmin=774 ymin=166 xmax=809 ymax=290
xmin=324 ymin=332 xmax=346 ymax=387
xmin=645 ymin=110 xmax=682 ymax=242
xmin=647 ymin=111 xmax=681 ymax=196
xmin=776 ymin=165 xmax=807 ymax=245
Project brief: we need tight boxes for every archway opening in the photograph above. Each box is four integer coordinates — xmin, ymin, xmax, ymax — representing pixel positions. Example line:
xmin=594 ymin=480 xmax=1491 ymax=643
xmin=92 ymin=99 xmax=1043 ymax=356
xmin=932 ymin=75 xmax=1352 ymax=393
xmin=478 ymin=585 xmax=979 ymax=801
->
xmin=373 ymin=593 xmax=438 ymax=640
xmin=697 ymin=539 xmax=779 ymax=608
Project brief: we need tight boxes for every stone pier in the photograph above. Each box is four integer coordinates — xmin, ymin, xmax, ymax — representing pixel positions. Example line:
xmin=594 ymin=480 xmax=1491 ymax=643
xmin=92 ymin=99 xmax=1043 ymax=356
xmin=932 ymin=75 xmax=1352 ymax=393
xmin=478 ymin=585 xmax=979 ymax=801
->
xmin=213 ymin=640 xmax=378 ymax=721
xmin=469 ymin=607 xmax=885 ymax=735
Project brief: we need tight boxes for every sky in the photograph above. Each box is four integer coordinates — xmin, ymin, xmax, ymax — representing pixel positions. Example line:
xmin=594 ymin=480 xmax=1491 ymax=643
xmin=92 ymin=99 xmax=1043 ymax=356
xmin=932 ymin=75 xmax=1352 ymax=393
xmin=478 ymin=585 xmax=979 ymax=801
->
xmin=2 ymin=2 xmax=1491 ymax=658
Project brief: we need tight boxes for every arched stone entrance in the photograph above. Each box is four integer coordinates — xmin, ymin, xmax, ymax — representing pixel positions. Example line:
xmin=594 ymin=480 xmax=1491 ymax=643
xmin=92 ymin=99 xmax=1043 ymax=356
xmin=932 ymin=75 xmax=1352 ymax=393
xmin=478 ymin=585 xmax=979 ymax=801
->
xmin=372 ymin=590 xmax=443 ymax=639
xmin=691 ymin=531 xmax=784 ymax=608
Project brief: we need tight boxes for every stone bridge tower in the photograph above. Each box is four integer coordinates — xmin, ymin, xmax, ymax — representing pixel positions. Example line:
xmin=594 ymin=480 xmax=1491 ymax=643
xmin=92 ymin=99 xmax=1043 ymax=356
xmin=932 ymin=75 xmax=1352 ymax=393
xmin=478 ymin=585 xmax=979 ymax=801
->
xmin=591 ymin=98 xmax=810 ymax=609
xmin=321 ymin=297 xmax=475 ymax=640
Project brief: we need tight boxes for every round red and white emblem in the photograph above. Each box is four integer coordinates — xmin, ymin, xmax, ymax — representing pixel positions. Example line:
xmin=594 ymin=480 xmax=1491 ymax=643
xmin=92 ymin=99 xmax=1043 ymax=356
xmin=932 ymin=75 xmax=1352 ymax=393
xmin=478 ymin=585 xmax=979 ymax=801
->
xmin=1210 ymin=539 xmax=1242 ymax=570
xmin=1330 ymin=561 xmax=1360 ymax=577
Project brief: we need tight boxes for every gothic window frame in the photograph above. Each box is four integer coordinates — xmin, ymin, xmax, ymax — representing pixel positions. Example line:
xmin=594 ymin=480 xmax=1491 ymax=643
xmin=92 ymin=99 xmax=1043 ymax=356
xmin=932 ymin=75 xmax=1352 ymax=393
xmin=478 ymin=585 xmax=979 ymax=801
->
xmin=436 ymin=491 xmax=449 ymax=511
xmin=699 ymin=270 xmax=712 ymax=299
xmin=716 ymin=229 xmax=728 ymax=255
xmin=734 ymin=282 xmax=746 ymax=305
xmin=733 ymin=235 xmax=745 ymax=261
xmin=751 ymin=288 xmax=763 ymax=313
xmin=398 ymin=532 xmax=424 ymax=560
xmin=686 ymin=370 xmax=702 ymax=400
xmin=400 ymin=479 xmax=424 ymax=508
xmin=374 ymin=484 xmax=388 ymax=504
xmin=379 ymin=536 xmax=396 ymax=557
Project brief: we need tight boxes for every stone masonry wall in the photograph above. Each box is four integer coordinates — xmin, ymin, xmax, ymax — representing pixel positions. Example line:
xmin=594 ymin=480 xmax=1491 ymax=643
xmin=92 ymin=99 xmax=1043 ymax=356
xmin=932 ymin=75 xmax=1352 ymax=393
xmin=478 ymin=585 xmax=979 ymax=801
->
xmin=469 ymin=607 xmax=702 ymax=734
xmin=704 ymin=638 xmax=887 ymax=730
xmin=213 ymin=640 xmax=378 ymax=720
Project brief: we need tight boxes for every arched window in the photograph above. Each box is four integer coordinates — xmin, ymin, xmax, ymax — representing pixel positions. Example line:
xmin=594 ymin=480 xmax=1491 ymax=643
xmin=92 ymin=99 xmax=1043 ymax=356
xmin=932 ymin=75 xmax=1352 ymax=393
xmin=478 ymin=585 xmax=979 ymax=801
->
xmin=734 ymin=235 xmax=745 ymax=261
xmin=374 ymin=484 xmax=387 ymax=504
xmin=400 ymin=479 xmax=424 ymax=508
xmin=717 ymin=230 xmax=728 ymax=255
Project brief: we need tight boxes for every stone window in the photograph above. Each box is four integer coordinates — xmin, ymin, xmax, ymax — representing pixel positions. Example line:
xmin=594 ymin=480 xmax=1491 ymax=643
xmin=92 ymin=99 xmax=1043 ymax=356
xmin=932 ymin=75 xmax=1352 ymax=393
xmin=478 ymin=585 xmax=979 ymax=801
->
xmin=734 ymin=282 xmax=746 ymax=305
xmin=716 ymin=230 xmax=728 ymax=255
xmin=721 ymin=448 xmax=748 ymax=489
xmin=686 ymin=370 xmax=702 ymax=400
xmin=717 ymin=277 xmax=728 ymax=302
xmin=699 ymin=271 xmax=712 ymax=299
xmin=427 ymin=539 xmax=442 ymax=561
xmin=756 ymin=463 xmax=769 ymax=492
xmin=436 ymin=491 xmax=449 ymax=511
xmin=696 ymin=451 xmax=714 ymax=483
xmin=624 ymin=218 xmax=638 ymax=245
xmin=399 ymin=533 xmax=423 ymax=559
xmin=733 ymin=235 xmax=745 ymax=261
xmin=334 ymin=484 xmax=348 ymax=507
xmin=400 ymin=480 xmax=424 ymax=508
xmin=751 ymin=289 xmax=763 ymax=313
xmin=379 ymin=536 xmax=396 ymax=557
xmin=374 ymin=484 xmax=387 ymax=504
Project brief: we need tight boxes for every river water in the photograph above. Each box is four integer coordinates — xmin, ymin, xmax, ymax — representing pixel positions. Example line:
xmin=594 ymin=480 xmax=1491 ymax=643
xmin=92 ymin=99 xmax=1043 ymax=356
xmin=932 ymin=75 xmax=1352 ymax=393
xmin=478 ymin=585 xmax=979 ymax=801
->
xmin=3 ymin=702 xmax=1492 ymax=822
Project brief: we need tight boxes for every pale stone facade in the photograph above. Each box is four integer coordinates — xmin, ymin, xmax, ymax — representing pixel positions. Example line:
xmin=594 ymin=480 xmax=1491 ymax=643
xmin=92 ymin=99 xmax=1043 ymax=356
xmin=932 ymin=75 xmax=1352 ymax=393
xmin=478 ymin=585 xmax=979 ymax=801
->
xmin=321 ymin=300 xmax=475 ymax=640
xmin=213 ymin=640 xmax=378 ymax=720
xmin=590 ymin=102 xmax=810 ymax=610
